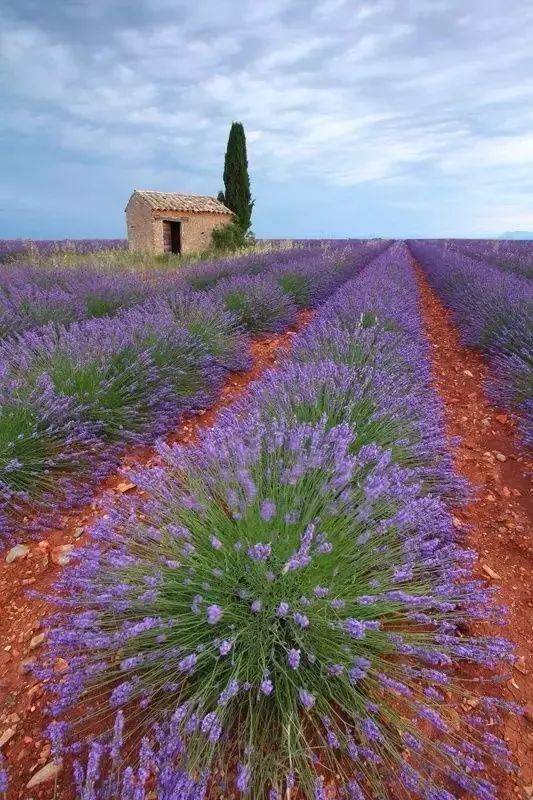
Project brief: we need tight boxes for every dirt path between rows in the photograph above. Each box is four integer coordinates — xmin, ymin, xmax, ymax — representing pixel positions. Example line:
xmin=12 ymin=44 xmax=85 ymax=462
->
xmin=0 ymin=311 xmax=313 ymax=799
xmin=415 ymin=265 xmax=533 ymax=800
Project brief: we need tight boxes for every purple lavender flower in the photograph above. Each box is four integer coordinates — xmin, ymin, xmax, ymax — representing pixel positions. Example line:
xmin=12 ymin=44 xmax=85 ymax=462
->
xmin=288 ymin=648 xmax=301 ymax=670
xmin=247 ymin=542 xmax=272 ymax=561
xmin=219 ymin=639 xmax=232 ymax=656
xmin=178 ymin=654 xmax=197 ymax=673
xmin=0 ymin=756 xmax=7 ymax=794
xmin=327 ymin=729 xmax=340 ymax=748
xmin=293 ymin=612 xmax=309 ymax=628
xmin=201 ymin=711 xmax=222 ymax=743
xmin=218 ymin=679 xmax=240 ymax=707
xmin=298 ymin=688 xmax=315 ymax=710
xmin=207 ymin=604 xmax=223 ymax=625
xmin=191 ymin=594 xmax=203 ymax=615
xmin=347 ymin=617 xmax=368 ymax=640
xmin=110 ymin=681 xmax=134 ymax=707
xmin=362 ymin=717 xmax=383 ymax=742
xmin=260 ymin=678 xmax=274 ymax=696
xmin=276 ymin=602 xmax=290 ymax=617
xmin=260 ymin=499 xmax=276 ymax=521
xmin=236 ymin=762 xmax=250 ymax=793
xmin=314 ymin=777 xmax=327 ymax=800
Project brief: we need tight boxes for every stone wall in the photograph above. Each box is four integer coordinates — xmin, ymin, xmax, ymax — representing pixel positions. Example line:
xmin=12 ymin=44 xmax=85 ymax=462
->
xmin=125 ymin=194 xmax=153 ymax=251
xmin=126 ymin=196 xmax=233 ymax=254
xmin=152 ymin=210 xmax=232 ymax=254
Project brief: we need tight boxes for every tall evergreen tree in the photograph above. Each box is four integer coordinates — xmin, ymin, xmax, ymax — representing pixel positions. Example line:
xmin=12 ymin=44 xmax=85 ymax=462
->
xmin=222 ymin=122 xmax=254 ymax=231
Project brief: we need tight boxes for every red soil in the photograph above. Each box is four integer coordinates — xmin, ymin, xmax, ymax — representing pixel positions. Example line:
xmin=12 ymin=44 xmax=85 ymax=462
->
xmin=415 ymin=267 xmax=533 ymax=800
xmin=0 ymin=311 xmax=313 ymax=799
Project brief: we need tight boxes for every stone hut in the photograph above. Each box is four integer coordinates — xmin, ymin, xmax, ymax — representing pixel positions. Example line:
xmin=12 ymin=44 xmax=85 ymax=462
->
xmin=125 ymin=190 xmax=233 ymax=254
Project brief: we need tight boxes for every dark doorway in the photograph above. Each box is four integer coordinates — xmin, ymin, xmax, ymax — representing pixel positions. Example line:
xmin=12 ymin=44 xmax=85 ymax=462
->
xmin=163 ymin=221 xmax=181 ymax=254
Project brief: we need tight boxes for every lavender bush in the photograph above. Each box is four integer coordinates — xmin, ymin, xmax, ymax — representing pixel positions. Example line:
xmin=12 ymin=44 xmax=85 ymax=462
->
xmin=409 ymin=240 xmax=532 ymax=448
xmin=39 ymin=243 xmax=514 ymax=800
xmin=0 ymin=311 xmax=224 ymax=540
xmin=216 ymin=275 xmax=298 ymax=334
xmin=146 ymin=291 xmax=252 ymax=372
xmin=0 ymin=378 xmax=105 ymax=537
xmin=0 ymin=283 xmax=84 ymax=338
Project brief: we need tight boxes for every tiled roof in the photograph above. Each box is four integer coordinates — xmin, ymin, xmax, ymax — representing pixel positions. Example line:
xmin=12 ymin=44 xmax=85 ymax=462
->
xmin=132 ymin=190 xmax=233 ymax=215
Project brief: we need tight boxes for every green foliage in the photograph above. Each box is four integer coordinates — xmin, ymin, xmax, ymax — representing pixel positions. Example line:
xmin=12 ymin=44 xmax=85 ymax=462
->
xmin=276 ymin=274 xmax=313 ymax=308
xmin=39 ymin=349 xmax=157 ymax=441
xmin=222 ymin=122 xmax=254 ymax=231
xmin=0 ymin=404 xmax=58 ymax=495
xmin=84 ymin=294 xmax=125 ymax=319
xmin=211 ymin=222 xmax=247 ymax=253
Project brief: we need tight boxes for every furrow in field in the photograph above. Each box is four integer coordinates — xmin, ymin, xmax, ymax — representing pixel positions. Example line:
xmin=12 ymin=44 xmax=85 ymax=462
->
xmin=414 ymin=263 xmax=533 ymax=800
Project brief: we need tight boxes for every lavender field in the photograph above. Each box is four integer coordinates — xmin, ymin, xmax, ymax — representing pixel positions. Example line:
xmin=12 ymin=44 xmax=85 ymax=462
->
xmin=0 ymin=239 xmax=531 ymax=800
xmin=0 ymin=239 xmax=128 ymax=262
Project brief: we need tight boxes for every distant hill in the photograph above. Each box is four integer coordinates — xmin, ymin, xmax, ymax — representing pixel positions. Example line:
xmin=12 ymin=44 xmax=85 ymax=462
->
xmin=500 ymin=231 xmax=533 ymax=239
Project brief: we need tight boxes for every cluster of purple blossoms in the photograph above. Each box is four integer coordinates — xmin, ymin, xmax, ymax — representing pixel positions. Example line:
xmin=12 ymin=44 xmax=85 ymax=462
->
xmin=32 ymin=241 xmax=515 ymax=799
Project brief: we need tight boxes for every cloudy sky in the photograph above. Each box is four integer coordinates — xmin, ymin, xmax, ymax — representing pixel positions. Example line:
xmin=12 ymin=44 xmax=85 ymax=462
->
xmin=1 ymin=0 xmax=533 ymax=239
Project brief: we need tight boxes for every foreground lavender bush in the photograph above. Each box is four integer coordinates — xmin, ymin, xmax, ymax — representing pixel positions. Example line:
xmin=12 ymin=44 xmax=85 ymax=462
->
xmin=409 ymin=240 xmax=532 ymax=447
xmin=40 ymin=244 xmax=514 ymax=800
xmin=0 ymin=378 xmax=105 ymax=538
xmin=44 ymin=416 xmax=513 ymax=800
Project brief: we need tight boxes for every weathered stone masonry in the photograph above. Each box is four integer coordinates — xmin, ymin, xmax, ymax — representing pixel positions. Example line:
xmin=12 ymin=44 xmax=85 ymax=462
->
xmin=125 ymin=190 xmax=233 ymax=255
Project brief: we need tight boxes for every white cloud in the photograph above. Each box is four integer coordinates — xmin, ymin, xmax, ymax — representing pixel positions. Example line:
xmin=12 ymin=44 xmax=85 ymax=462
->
xmin=1 ymin=0 xmax=533 ymax=234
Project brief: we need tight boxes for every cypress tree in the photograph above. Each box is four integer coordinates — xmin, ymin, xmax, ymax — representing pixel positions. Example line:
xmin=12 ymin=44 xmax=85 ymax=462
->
xmin=222 ymin=122 xmax=254 ymax=231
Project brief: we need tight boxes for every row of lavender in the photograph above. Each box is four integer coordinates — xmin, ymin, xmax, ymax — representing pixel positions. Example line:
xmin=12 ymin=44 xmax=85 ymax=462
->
xmin=40 ymin=243 xmax=513 ymax=800
xmin=445 ymin=239 xmax=533 ymax=280
xmin=0 ymin=239 xmax=127 ymax=262
xmin=409 ymin=240 xmax=532 ymax=448
xmin=0 ymin=243 xmax=383 ymax=542
xmin=0 ymin=244 xmax=382 ymax=339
